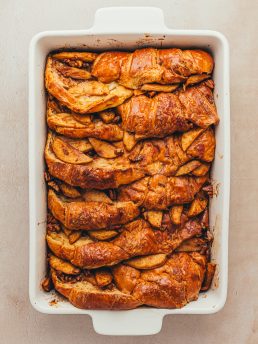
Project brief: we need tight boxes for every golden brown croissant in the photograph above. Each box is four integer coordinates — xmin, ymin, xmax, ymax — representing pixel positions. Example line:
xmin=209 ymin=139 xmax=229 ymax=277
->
xmin=45 ymin=132 xmax=144 ymax=189
xmin=50 ymin=252 xmax=207 ymax=309
xmin=118 ymin=84 xmax=219 ymax=139
xmin=128 ymin=128 xmax=215 ymax=176
xmin=118 ymin=175 xmax=208 ymax=210
xmin=48 ymin=190 xmax=139 ymax=230
xmin=45 ymin=127 xmax=214 ymax=189
xmin=91 ymin=48 xmax=213 ymax=89
xmin=47 ymin=218 xmax=202 ymax=269
xmin=45 ymin=57 xmax=133 ymax=114
xmin=47 ymin=98 xmax=123 ymax=141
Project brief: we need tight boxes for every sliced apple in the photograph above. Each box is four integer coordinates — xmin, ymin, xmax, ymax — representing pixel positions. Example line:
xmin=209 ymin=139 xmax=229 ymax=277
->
xmin=69 ymin=80 xmax=109 ymax=97
xmin=128 ymin=141 xmax=143 ymax=162
xmin=176 ymin=237 xmax=208 ymax=252
xmin=123 ymin=131 xmax=137 ymax=151
xmin=52 ymin=136 xmax=93 ymax=164
xmin=52 ymin=51 xmax=97 ymax=62
xmin=55 ymin=62 xmax=91 ymax=80
xmin=133 ymin=89 xmax=145 ymax=96
xmin=49 ymin=254 xmax=81 ymax=275
xmin=68 ymin=231 xmax=82 ymax=244
xmin=126 ymin=254 xmax=167 ymax=270
xmin=175 ymin=160 xmax=201 ymax=176
xmin=99 ymin=111 xmax=116 ymax=124
xmin=71 ymin=113 xmax=92 ymax=125
xmin=141 ymin=83 xmax=179 ymax=92
xmin=59 ymin=183 xmax=81 ymax=198
xmin=143 ymin=210 xmax=163 ymax=228
xmin=88 ymin=229 xmax=118 ymax=241
xmin=191 ymin=162 xmax=210 ymax=176
xmin=48 ymin=112 xmax=87 ymax=128
xmin=186 ymin=128 xmax=215 ymax=162
xmin=185 ymin=74 xmax=210 ymax=87
xmin=181 ymin=128 xmax=204 ymax=151
xmin=47 ymin=180 xmax=60 ymax=193
xmin=169 ymin=205 xmax=184 ymax=225
xmin=82 ymin=189 xmax=113 ymax=204
xmin=62 ymin=138 xmax=92 ymax=153
xmin=89 ymin=137 xmax=123 ymax=158
xmin=94 ymin=269 xmax=113 ymax=287
xmin=188 ymin=195 xmax=208 ymax=217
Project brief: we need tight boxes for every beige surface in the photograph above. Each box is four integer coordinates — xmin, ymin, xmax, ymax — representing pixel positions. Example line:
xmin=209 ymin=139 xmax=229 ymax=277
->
xmin=0 ymin=0 xmax=257 ymax=342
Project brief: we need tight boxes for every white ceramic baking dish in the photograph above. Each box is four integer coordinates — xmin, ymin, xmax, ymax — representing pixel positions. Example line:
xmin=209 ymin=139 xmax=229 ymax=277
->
xmin=29 ymin=7 xmax=230 ymax=336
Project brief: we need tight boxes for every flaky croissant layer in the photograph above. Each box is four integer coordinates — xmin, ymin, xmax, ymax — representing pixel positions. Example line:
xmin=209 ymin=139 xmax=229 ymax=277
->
xmin=118 ymin=84 xmax=219 ymax=138
xmin=51 ymin=252 xmax=208 ymax=309
xmin=46 ymin=218 xmax=203 ymax=268
xmin=91 ymin=48 xmax=214 ymax=89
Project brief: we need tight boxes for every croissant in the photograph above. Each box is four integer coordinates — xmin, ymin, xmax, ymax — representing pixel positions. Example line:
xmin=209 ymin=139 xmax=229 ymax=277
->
xmin=45 ymin=132 xmax=144 ymax=189
xmin=47 ymin=98 xmax=123 ymax=141
xmin=48 ymin=190 xmax=139 ymax=230
xmin=45 ymin=57 xmax=133 ymax=114
xmin=45 ymin=127 xmax=215 ymax=189
xmin=50 ymin=252 xmax=206 ymax=309
xmin=128 ymin=128 xmax=215 ymax=176
xmin=118 ymin=83 xmax=219 ymax=139
xmin=91 ymin=48 xmax=213 ymax=89
xmin=47 ymin=218 xmax=202 ymax=269
xmin=118 ymin=175 xmax=208 ymax=210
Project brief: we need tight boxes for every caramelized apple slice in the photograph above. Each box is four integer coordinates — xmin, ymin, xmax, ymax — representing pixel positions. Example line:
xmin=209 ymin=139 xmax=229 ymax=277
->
xmin=52 ymin=51 xmax=97 ymax=62
xmin=185 ymin=74 xmax=211 ymax=87
xmin=52 ymin=136 xmax=93 ymax=164
xmin=49 ymin=254 xmax=81 ymax=275
xmin=176 ymin=237 xmax=209 ymax=252
xmin=71 ymin=113 xmax=92 ymax=125
xmin=94 ymin=269 xmax=113 ymax=287
xmin=181 ymin=128 xmax=204 ymax=151
xmin=141 ymin=84 xmax=179 ymax=92
xmin=55 ymin=61 xmax=91 ymax=80
xmin=89 ymin=138 xmax=123 ymax=158
xmin=191 ymin=162 xmax=211 ymax=176
xmin=169 ymin=205 xmax=184 ymax=225
xmin=59 ymin=183 xmax=81 ymax=198
xmin=88 ymin=229 xmax=118 ymax=241
xmin=175 ymin=160 xmax=201 ymax=176
xmin=62 ymin=138 xmax=92 ymax=153
xmin=99 ymin=111 xmax=116 ymax=124
xmin=126 ymin=254 xmax=167 ymax=269
xmin=143 ymin=210 xmax=163 ymax=228
xmin=186 ymin=128 xmax=215 ymax=162
xmin=68 ymin=231 xmax=82 ymax=244
xmin=82 ymin=189 xmax=113 ymax=204
xmin=188 ymin=195 xmax=208 ymax=217
xmin=69 ymin=81 xmax=109 ymax=97
xmin=123 ymin=131 xmax=137 ymax=151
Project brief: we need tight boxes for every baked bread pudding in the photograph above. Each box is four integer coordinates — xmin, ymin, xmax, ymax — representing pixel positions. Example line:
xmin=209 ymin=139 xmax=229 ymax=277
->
xmin=42 ymin=48 xmax=218 ymax=309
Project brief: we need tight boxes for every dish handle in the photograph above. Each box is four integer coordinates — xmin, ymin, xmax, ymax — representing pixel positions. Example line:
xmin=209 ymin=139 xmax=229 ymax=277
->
xmin=91 ymin=310 xmax=164 ymax=336
xmin=92 ymin=7 xmax=167 ymax=33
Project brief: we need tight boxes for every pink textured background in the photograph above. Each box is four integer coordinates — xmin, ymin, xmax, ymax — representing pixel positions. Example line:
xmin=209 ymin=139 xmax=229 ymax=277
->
xmin=0 ymin=0 xmax=257 ymax=343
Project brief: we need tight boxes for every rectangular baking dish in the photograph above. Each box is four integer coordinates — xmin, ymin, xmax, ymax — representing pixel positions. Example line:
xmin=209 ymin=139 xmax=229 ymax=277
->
xmin=29 ymin=7 xmax=230 ymax=336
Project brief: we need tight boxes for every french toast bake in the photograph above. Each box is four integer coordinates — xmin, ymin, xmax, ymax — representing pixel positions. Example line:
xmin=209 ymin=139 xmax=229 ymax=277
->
xmin=43 ymin=48 xmax=218 ymax=309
